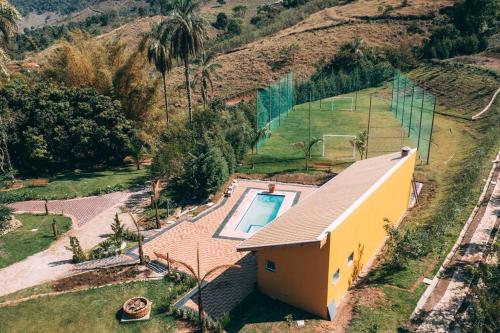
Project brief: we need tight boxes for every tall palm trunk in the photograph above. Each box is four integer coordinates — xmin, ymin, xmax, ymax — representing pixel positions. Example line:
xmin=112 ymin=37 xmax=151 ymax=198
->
xmin=201 ymin=84 xmax=206 ymax=111
xmin=0 ymin=114 xmax=12 ymax=174
xmin=183 ymin=56 xmax=193 ymax=125
xmin=161 ymin=73 xmax=169 ymax=124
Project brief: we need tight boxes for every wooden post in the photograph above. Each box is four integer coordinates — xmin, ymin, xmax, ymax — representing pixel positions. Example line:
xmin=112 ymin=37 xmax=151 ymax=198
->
xmin=51 ymin=218 xmax=59 ymax=239
xmin=44 ymin=199 xmax=49 ymax=216
xmin=426 ymin=96 xmax=437 ymax=165
xmin=366 ymin=94 xmax=373 ymax=159
xmin=354 ymin=91 xmax=358 ymax=112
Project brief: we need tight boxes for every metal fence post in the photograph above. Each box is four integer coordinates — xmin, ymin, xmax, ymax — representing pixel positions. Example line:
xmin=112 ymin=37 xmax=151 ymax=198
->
xmin=426 ymin=97 xmax=437 ymax=165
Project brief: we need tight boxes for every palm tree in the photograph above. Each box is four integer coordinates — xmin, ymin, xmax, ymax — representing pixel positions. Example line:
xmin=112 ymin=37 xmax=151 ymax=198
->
xmin=155 ymin=246 xmax=240 ymax=331
xmin=0 ymin=1 xmax=19 ymax=176
xmin=164 ymin=0 xmax=207 ymax=125
xmin=250 ymin=127 xmax=271 ymax=169
xmin=146 ymin=23 xmax=173 ymax=124
xmin=292 ymin=138 xmax=323 ymax=170
xmin=192 ymin=52 xmax=221 ymax=110
xmin=350 ymin=130 xmax=368 ymax=160
xmin=0 ymin=0 xmax=20 ymax=79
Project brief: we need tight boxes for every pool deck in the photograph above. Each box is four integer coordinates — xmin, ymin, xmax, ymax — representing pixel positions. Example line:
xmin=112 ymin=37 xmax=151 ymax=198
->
xmin=140 ymin=179 xmax=317 ymax=318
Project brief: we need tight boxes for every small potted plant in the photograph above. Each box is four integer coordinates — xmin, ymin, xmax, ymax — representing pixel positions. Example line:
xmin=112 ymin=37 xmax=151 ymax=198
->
xmin=268 ymin=183 xmax=276 ymax=193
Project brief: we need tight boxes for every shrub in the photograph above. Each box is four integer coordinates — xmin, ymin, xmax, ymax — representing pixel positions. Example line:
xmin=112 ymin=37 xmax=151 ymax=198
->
xmin=213 ymin=12 xmax=228 ymax=30
xmin=67 ymin=237 xmax=87 ymax=263
xmin=110 ymin=213 xmax=124 ymax=240
xmin=0 ymin=205 xmax=13 ymax=230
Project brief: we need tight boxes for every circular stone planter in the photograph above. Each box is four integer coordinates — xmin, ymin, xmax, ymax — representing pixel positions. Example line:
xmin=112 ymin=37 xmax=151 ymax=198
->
xmin=123 ymin=297 xmax=152 ymax=319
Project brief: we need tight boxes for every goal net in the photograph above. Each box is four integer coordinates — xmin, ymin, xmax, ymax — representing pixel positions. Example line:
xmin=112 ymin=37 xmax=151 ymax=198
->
xmin=320 ymin=96 xmax=354 ymax=111
xmin=322 ymin=135 xmax=357 ymax=160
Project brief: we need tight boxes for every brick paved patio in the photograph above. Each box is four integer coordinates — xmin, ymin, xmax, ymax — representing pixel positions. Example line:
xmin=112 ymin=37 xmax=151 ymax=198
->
xmin=140 ymin=180 xmax=317 ymax=319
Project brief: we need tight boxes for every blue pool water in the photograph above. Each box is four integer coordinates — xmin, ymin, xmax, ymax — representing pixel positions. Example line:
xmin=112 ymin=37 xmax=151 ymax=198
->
xmin=235 ymin=194 xmax=285 ymax=234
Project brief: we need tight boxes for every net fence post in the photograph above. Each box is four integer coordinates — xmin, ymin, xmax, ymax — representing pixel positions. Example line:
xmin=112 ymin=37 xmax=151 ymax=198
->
xmin=395 ymin=72 xmax=400 ymax=117
xmin=366 ymin=93 xmax=373 ymax=159
xmin=278 ymin=79 xmax=282 ymax=127
xmin=408 ymin=84 xmax=415 ymax=137
xmin=268 ymin=80 xmax=272 ymax=131
xmin=417 ymin=88 xmax=425 ymax=155
xmin=401 ymin=76 xmax=407 ymax=126
xmin=426 ymin=96 xmax=437 ymax=165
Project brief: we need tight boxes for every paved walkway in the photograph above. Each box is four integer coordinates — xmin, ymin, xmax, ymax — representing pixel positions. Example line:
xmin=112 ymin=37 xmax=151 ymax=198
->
xmin=0 ymin=189 xmax=148 ymax=297
xmin=414 ymin=160 xmax=500 ymax=332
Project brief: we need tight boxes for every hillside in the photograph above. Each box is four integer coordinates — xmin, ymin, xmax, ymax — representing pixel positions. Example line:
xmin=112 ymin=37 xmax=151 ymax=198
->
xmin=59 ymin=0 xmax=453 ymax=98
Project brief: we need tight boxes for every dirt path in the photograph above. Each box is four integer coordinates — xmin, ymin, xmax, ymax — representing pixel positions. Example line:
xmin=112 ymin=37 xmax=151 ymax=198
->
xmin=412 ymin=156 xmax=500 ymax=332
xmin=0 ymin=189 xmax=148 ymax=297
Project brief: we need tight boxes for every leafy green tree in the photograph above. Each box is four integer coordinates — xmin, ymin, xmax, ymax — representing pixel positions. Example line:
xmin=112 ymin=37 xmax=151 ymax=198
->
xmin=1 ymin=80 xmax=133 ymax=174
xmin=146 ymin=23 xmax=173 ymax=124
xmin=227 ymin=18 xmax=242 ymax=35
xmin=0 ymin=0 xmax=20 ymax=78
xmin=163 ymin=0 xmax=207 ymax=125
xmin=192 ymin=52 xmax=221 ymax=110
xmin=171 ymin=136 xmax=229 ymax=201
xmin=213 ymin=12 xmax=228 ymax=30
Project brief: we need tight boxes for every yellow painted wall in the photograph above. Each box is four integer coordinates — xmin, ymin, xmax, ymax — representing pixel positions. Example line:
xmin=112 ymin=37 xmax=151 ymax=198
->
xmin=257 ymin=243 xmax=330 ymax=318
xmin=256 ymin=151 xmax=416 ymax=319
xmin=326 ymin=151 xmax=417 ymax=309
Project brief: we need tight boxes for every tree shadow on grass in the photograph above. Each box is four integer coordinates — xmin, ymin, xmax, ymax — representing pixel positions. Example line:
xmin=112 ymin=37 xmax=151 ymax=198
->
xmin=225 ymin=291 xmax=319 ymax=333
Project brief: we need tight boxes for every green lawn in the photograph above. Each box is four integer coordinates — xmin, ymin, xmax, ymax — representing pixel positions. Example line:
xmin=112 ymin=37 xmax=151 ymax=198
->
xmin=239 ymin=85 xmax=414 ymax=175
xmin=0 ymin=214 xmax=72 ymax=269
xmin=0 ymin=279 xmax=187 ymax=333
xmin=0 ymin=166 xmax=148 ymax=204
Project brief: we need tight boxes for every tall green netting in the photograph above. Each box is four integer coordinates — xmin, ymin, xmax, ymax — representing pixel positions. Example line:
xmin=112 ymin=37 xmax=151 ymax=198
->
xmin=391 ymin=71 xmax=436 ymax=163
xmin=257 ymin=72 xmax=294 ymax=133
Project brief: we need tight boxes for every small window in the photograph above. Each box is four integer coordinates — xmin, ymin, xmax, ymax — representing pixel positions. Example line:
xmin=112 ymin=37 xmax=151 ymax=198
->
xmin=332 ymin=269 xmax=340 ymax=284
xmin=347 ymin=252 xmax=354 ymax=266
xmin=265 ymin=260 xmax=276 ymax=272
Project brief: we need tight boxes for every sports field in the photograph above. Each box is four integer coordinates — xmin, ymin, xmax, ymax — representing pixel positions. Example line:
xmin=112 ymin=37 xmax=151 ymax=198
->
xmin=242 ymin=85 xmax=415 ymax=174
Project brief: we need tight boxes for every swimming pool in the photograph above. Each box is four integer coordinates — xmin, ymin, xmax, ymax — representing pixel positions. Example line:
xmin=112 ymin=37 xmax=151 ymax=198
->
xmin=235 ymin=194 xmax=285 ymax=234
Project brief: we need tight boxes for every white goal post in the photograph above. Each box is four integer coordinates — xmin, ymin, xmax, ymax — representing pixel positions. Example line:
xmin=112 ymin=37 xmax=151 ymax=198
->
xmin=322 ymin=134 xmax=357 ymax=159
xmin=330 ymin=96 xmax=354 ymax=112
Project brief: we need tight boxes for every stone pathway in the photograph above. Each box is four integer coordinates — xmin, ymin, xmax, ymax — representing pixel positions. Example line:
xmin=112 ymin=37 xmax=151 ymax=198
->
xmin=8 ymin=191 xmax=136 ymax=227
xmin=413 ymin=159 xmax=500 ymax=332
xmin=0 ymin=188 xmax=149 ymax=297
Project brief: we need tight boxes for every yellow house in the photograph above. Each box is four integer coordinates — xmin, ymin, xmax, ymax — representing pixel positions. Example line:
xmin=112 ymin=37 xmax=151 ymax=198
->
xmin=237 ymin=148 xmax=417 ymax=319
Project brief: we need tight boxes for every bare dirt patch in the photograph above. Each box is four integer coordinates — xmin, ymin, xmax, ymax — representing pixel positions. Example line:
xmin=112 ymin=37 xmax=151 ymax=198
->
xmin=357 ymin=287 xmax=388 ymax=308
xmin=52 ymin=265 xmax=152 ymax=292
xmin=236 ymin=172 xmax=333 ymax=186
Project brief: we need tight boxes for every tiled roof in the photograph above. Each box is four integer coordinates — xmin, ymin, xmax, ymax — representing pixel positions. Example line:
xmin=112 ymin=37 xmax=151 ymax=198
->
xmin=237 ymin=150 xmax=415 ymax=251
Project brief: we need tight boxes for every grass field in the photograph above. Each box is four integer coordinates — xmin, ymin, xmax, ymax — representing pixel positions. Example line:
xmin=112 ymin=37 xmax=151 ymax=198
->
xmin=240 ymin=84 xmax=414 ymax=174
xmin=0 ymin=279 xmax=188 ymax=333
xmin=0 ymin=166 xmax=148 ymax=204
xmin=0 ymin=214 xmax=72 ymax=269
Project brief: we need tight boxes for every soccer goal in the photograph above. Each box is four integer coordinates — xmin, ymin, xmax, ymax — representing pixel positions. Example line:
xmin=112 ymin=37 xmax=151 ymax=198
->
xmin=330 ymin=96 xmax=354 ymax=112
xmin=322 ymin=134 xmax=357 ymax=160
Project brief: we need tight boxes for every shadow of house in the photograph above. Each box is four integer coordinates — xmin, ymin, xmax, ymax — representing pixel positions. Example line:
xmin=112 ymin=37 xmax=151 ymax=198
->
xmin=189 ymin=253 xmax=257 ymax=320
